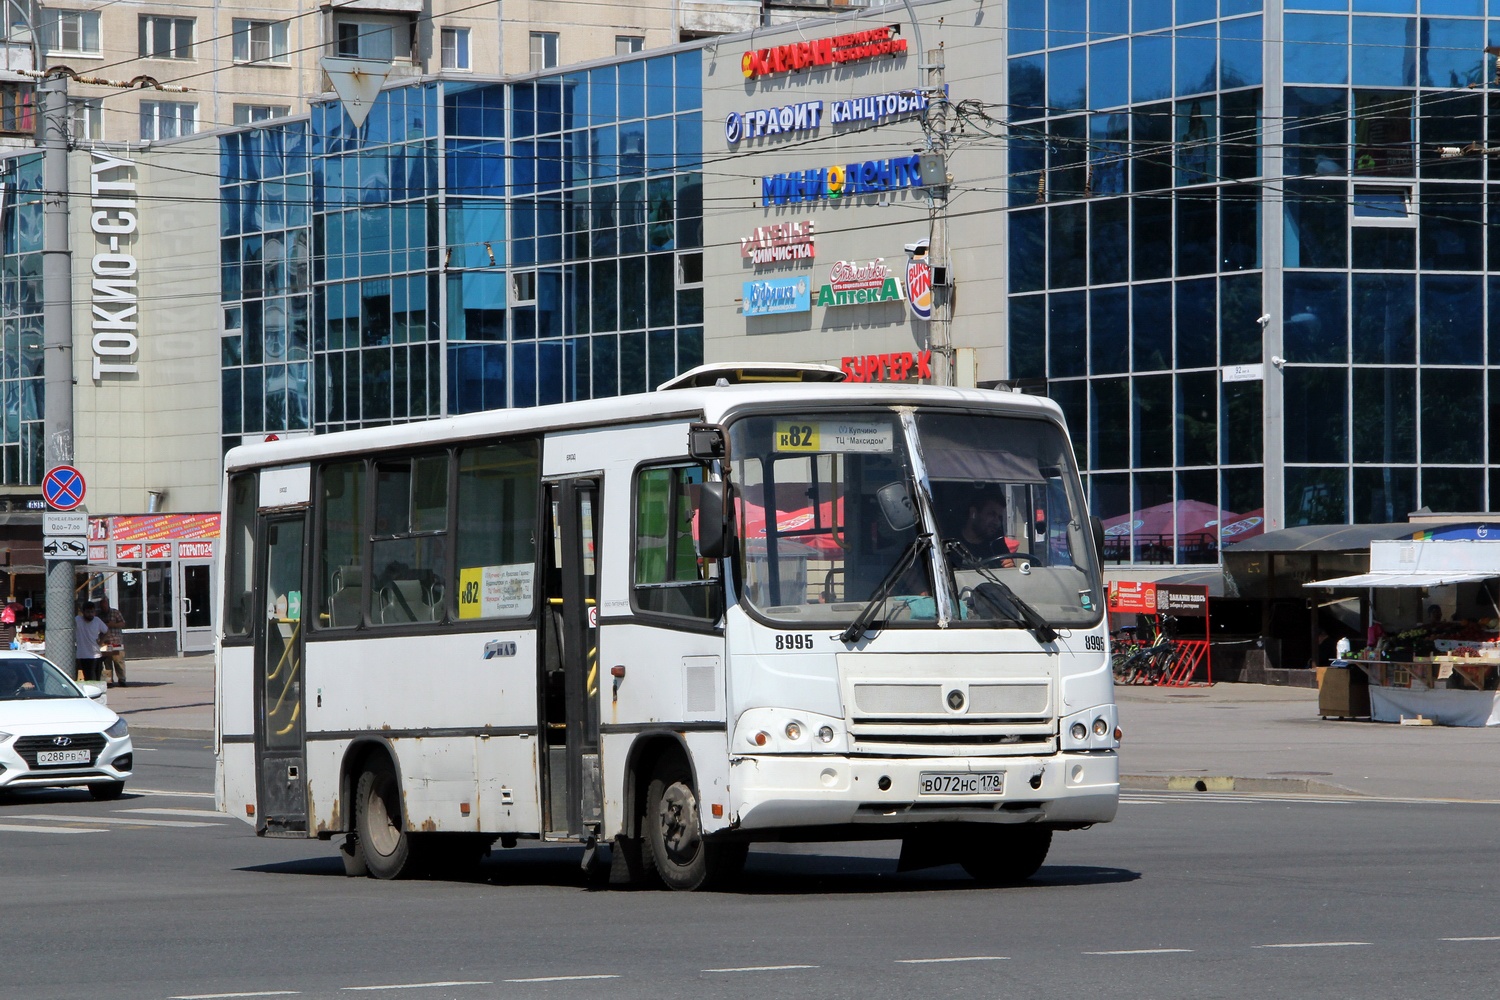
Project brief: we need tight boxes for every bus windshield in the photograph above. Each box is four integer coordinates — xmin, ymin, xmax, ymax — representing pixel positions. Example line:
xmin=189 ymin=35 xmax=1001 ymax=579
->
xmin=727 ymin=408 xmax=1102 ymax=630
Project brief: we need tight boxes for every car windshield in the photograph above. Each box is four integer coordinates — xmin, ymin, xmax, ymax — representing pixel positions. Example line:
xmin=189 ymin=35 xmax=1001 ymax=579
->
xmin=726 ymin=408 xmax=1103 ymax=630
xmin=0 ymin=658 xmax=84 ymax=700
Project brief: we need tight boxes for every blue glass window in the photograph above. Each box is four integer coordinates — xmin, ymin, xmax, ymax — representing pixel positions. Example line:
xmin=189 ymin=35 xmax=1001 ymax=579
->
xmin=1352 ymin=367 xmax=1415 ymax=463
xmin=590 ymin=66 xmax=616 ymax=122
xmin=1422 ymin=467 xmax=1484 ymax=513
xmin=1285 ymin=14 xmax=1349 ymax=84
xmin=1284 ymin=466 xmax=1348 ymax=524
xmin=1352 ymin=273 xmax=1415 ymax=363
xmin=1219 ymin=273 xmax=1264 ymax=367
xmin=1422 ymin=368 xmax=1483 ymax=463
xmin=1420 ymin=274 xmax=1482 ymax=364
xmin=674 ymin=51 xmax=701 ymax=111
xmin=1010 ymin=132 xmax=1046 ymax=206
xmin=1221 ymin=184 xmax=1262 ymax=270
xmin=1352 ymin=16 xmax=1416 ymax=86
xmin=1090 ymin=287 xmax=1129 ymax=374
xmin=1284 ymin=271 xmax=1348 ymax=363
xmin=1010 ymin=56 xmax=1046 ymax=121
xmin=1419 ymin=183 xmax=1483 ymax=270
xmin=1089 ymin=113 xmax=1129 ymax=195
xmin=1284 ymin=369 xmax=1349 ymax=463
xmin=1049 ymin=291 xmax=1086 ymax=377
xmin=1424 ymin=0 xmax=1481 ymax=14
xmin=1049 ymin=203 xmax=1086 ymax=289
xmin=1008 ymin=1 xmax=1044 ymax=54
xmin=1133 ymin=376 xmax=1173 ymax=467
xmin=1048 ymin=0 xmax=1085 ymax=48
xmin=1176 ymin=23 xmax=1217 ymax=96
xmin=1009 ymin=294 xmax=1046 ymax=379
xmin=1177 ymin=0 xmax=1215 ymax=23
xmin=645 ymin=57 xmax=673 ymax=118
xmin=1090 ymin=198 xmax=1129 ymax=284
xmin=1221 ymin=16 xmax=1264 ymax=87
xmin=1223 ymin=0 xmax=1262 ymax=11
xmin=618 ymin=61 xmax=645 ymax=120
xmin=1177 ymin=193 xmax=1217 ymax=275
xmin=1176 ymin=97 xmax=1216 ymax=185
xmin=1132 ymin=33 xmax=1172 ymax=103
xmin=1421 ymin=18 xmax=1484 ymax=87
xmin=1289 ymin=0 xmax=1348 ymax=9
xmin=1134 ymin=196 xmax=1172 ymax=281
xmin=1284 ymin=180 xmax=1348 ymax=269
xmin=1090 ymin=1 xmax=1128 ymax=37
xmin=1221 ymin=387 xmax=1263 ymax=468
xmin=1048 ymin=46 xmax=1086 ymax=112
xmin=1049 ymin=115 xmax=1088 ymax=199
xmin=1089 ymin=41 xmax=1128 ymax=110
xmin=1133 ymin=283 xmax=1172 ymax=371
xmin=1091 ymin=380 xmax=1130 ymax=469
xmin=1133 ymin=0 xmax=1172 ymax=32
xmin=1177 ymin=373 xmax=1218 ymax=470
xmin=1284 ymin=87 xmax=1347 ymax=176
xmin=1175 ymin=278 xmax=1217 ymax=368
xmin=1353 ymin=0 xmax=1413 ymax=10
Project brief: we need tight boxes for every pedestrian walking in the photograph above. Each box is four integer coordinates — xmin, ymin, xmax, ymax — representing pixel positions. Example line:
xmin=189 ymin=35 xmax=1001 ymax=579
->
xmin=100 ymin=600 xmax=127 ymax=686
xmin=74 ymin=601 xmax=109 ymax=683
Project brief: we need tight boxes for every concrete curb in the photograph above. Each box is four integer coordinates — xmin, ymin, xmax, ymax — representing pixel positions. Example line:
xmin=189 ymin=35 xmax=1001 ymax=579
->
xmin=1121 ymin=774 xmax=1363 ymax=796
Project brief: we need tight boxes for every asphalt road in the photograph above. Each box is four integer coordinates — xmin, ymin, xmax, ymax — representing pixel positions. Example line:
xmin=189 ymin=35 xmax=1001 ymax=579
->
xmin=5 ymin=737 xmax=1500 ymax=1000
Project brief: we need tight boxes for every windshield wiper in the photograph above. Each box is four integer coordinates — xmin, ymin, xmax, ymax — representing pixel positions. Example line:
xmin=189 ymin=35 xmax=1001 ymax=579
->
xmin=962 ymin=565 xmax=1058 ymax=644
xmin=837 ymin=534 xmax=931 ymax=644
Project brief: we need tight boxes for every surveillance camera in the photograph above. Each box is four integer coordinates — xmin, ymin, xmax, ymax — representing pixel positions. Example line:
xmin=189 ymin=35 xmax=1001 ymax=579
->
xmin=1256 ymin=313 xmax=1272 ymax=326
xmin=904 ymin=238 xmax=930 ymax=254
xmin=1270 ymin=355 xmax=1286 ymax=369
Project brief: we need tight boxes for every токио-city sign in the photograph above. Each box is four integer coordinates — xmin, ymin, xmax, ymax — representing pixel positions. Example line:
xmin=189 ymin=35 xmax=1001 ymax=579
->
xmin=741 ymin=221 xmax=816 ymax=265
xmin=742 ymin=276 xmax=811 ymax=317
xmin=817 ymin=259 xmax=905 ymax=307
xmin=761 ymin=155 xmax=924 ymax=206
xmin=741 ymin=26 xmax=907 ymax=80
xmin=89 ymin=150 xmax=140 ymax=380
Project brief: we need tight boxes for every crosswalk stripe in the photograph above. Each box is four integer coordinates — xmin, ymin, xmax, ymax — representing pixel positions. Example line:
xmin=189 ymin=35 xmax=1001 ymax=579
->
xmin=0 ymin=822 xmax=106 ymax=834
xmin=119 ymin=807 xmax=230 ymax=818
xmin=15 ymin=813 xmax=218 ymax=828
xmin=127 ymin=787 xmax=215 ymax=799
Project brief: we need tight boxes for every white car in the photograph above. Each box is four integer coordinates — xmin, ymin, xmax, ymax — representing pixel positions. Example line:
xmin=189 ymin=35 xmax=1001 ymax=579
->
xmin=0 ymin=653 xmax=133 ymax=800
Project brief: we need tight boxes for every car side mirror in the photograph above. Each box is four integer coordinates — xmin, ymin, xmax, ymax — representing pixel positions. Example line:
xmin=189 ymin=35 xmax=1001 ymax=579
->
xmin=697 ymin=481 xmax=731 ymax=560
xmin=876 ymin=482 xmax=917 ymax=532
xmin=80 ymin=682 xmax=106 ymax=702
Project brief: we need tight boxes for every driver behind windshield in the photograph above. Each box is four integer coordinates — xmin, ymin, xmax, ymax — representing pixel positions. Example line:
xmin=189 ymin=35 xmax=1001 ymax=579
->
xmin=0 ymin=661 xmax=35 ymax=698
xmin=948 ymin=490 xmax=1018 ymax=569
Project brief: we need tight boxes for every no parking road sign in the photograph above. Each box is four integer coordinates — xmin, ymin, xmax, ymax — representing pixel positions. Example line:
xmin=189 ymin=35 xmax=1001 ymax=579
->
xmin=42 ymin=465 xmax=86 ymax=511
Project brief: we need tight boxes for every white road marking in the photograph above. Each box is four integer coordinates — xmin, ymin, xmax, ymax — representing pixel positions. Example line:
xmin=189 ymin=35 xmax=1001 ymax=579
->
xmin=502 ymin=975 xmax=620 ymax=983
xmin=171 ymin=992 xmax=300 ymax=999
xmin=1442 ymin=936 xmax=1500 ymax=942
xmin=1254 ymin=941 xmax=1370 ymax=949
xmin=341 ymin=983 xmax=492 ymax=991
xmin=0 ymin=822 xmax=106 ymax=834
xmin=119 ymin=807 xmax=229 ymax=818
xmin=702 ymin=965 xmax=818 ymax=973
xmin=895 ymin=956 xmax=1010 ymax=964
xmin=127 ymin=787 xmax=215 ymax=798
xmin=1123 ymin=789 xmax=1500 ymax=806
xmin=15 ymin=813 xmax=216 ymax=828
xmin=1084 ymin=949 xmax=1194 ymax=955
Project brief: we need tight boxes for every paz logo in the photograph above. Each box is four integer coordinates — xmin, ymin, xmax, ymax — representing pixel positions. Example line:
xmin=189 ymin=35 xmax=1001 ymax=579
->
xmin=905 ymin=239 xmax=932 ymax=321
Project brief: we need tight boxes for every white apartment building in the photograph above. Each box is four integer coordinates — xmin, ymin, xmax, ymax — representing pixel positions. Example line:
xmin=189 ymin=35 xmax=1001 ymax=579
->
xmin=0 ymin=0 xmax=862 ymax=145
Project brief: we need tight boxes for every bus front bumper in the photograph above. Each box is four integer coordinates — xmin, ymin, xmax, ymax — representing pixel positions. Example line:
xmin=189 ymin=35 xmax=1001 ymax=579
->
xmin=726 ymin=752 xmax=1119 ymax=831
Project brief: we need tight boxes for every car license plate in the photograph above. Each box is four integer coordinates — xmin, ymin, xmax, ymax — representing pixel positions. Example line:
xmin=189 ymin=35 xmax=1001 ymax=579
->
xmin=919 ymin=771 xmax=1003 ymax=795
xmin=37 ymin=749 xmax=90 ymax=766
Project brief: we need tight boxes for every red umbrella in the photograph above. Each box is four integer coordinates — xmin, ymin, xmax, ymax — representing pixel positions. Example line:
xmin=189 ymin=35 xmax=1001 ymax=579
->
xmin=1218 ymin=508 xmax=1265 ymax=543
xmin=1102 ymin=500 xmax=1238 ymax=545
xmin=738 ymin=497 xmax=846 ymax=554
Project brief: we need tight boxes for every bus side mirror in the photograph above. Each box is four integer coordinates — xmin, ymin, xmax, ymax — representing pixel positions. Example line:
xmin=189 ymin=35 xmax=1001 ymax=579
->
xmin=697 ymin=482 xmax=731 ymax=560
xmin=1091 ymin=515 xmax=1105 ymax=563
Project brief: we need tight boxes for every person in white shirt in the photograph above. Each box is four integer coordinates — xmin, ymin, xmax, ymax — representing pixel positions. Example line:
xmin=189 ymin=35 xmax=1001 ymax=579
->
xmin=74 ymin=602 xmax=110 ymax=682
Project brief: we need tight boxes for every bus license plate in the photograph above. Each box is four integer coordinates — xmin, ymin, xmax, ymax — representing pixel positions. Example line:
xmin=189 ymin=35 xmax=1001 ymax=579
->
xmin=919 ymin=772 xmax=1003 ymax=795
xmin=37 ymin=749 xmax=90 ymax=766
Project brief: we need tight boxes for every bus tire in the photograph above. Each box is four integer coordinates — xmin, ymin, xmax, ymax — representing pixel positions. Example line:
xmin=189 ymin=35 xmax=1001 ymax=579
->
xmin=355 ymin=759 xmax=420 ymax=880
xmin=958 ymin=826 xmax=1052 ymax=885
xmin=644 ymin=760 xmax=745 ymax=891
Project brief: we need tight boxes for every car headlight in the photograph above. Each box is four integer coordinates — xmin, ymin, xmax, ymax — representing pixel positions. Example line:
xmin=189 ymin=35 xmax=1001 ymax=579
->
xmin=0 ymin=730 xmax=11 ymax=742
xmin=105 ymin=718 xmax=129 ymax=739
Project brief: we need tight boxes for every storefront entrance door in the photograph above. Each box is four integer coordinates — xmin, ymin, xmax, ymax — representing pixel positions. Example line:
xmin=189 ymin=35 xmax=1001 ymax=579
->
xmin=179 ymin=562 xmax=215 ymax=653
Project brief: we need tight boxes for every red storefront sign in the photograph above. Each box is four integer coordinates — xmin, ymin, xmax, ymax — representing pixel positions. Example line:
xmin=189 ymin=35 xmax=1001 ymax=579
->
xmin=1107 ymin=580 xmax=1157 ymax=614
xmin=116 ymin=543 xmax=143 ymax=560
xmin=841 ymin=350 xmax=932 ymax=383
xmin=145 ymin=543 xmax=172 ymax=560
xmin=178 ymin=541 xmax=214 ymax=559
xmin=742 ymin=27 xmax=907 ymax=80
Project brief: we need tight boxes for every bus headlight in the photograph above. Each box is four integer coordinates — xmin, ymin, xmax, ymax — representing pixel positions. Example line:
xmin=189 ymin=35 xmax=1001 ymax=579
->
xmin=1093 ymin=717 xmax=1109 ymax=737
xmin=784 ymin=722 xmax=803 ymax=741
xmin=1070 ymin=722 xmax=1088 ymax=741
xmin=816 ymin=726 xmax=835 ymax=744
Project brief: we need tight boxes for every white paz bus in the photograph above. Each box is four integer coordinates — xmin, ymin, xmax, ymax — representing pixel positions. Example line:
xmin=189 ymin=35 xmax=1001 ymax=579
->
xmin=216 ymin=364 xmax=1118 ymax=890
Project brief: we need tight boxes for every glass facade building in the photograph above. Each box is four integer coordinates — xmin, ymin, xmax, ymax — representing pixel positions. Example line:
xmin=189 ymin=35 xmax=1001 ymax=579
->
xmin=1008 ymin=0 xmax=1500 ymax=564
xmin=0 ymin=154 xmax=45 ymax=485
xmin=219 ymin=50 xmax=704 ymax=449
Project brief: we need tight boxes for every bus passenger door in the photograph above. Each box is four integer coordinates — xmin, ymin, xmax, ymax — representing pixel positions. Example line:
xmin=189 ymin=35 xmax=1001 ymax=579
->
xmin=254 ymin=515 xmax=309 ymax=836
xmin=541 ymin=477 xmax=602 ymax=840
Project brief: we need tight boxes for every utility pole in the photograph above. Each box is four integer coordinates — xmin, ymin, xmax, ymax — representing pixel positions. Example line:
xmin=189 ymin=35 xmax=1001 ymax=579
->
xmin=922 ymin=46 xmax=952 ymax=386
xmin=39 ymin=71 xmax=76 ymax=671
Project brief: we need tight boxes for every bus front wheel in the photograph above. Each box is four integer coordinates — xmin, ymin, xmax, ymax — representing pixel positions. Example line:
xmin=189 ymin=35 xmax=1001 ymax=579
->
xmin=355 ymin=758 xmax=420 ymax=880
xmin=644 ymin=760 xmax=746 ymax=891
xmin=958 ymin=826 xmax=1052 ymax=885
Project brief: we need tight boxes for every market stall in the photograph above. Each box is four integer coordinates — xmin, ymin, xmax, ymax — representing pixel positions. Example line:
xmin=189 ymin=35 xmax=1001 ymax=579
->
xmin=1306 ymin=534 xmax=1500 ymax=726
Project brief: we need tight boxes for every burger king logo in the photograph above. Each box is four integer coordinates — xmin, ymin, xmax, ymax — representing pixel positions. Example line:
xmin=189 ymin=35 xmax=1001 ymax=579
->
xmin=906 ymin=256 xmax=932 ymax=321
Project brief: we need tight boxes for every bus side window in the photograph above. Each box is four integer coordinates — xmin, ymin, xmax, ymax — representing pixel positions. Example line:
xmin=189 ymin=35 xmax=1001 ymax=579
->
xmin=224 ymin=472 xmax=258 ymax=639
xmin=317 ymin=461 xmax=365 ymax=629
xmin=633 ymin=464 xmax=721 ymax=622
xmin=453 ymin=438 xmax=541 ymax=621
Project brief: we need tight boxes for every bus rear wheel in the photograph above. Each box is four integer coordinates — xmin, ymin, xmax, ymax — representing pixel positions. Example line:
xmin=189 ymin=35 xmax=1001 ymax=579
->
xmin=644 ymin=760 xmax=746 ymax=891
xmin=958 ymin=826 xmax=1052 ymax=885
xmin=355 ymin=758 xmax=420 ymax=880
